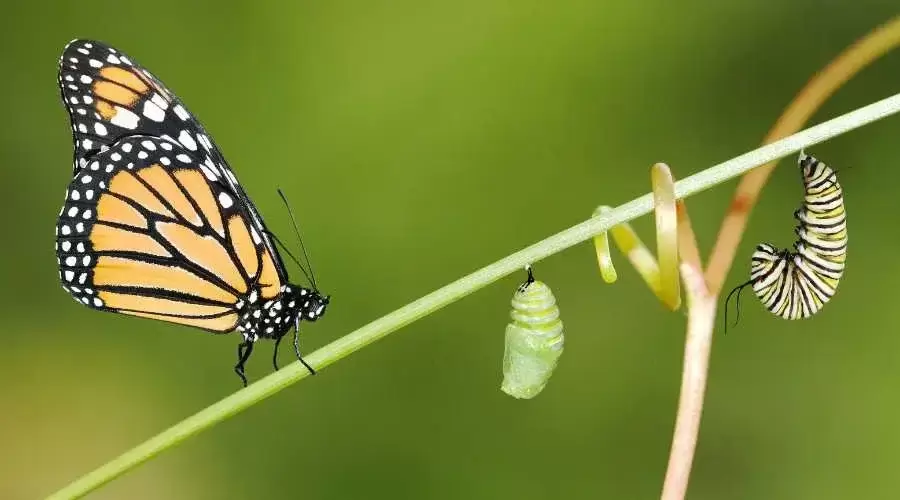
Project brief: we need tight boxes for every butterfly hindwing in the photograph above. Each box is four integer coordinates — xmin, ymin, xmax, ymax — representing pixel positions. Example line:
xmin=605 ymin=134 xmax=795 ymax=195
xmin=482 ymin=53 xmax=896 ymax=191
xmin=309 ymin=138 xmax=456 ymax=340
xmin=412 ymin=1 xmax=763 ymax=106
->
xmin=55 ymin=135 xmax=286 ymax=333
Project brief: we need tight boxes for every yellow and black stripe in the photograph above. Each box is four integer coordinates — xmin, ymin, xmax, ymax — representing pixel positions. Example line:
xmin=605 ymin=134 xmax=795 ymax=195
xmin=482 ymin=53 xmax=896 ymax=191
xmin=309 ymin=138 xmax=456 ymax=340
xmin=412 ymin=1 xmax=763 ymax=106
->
xmin=728 ymin=152 xmax=847 ymax=323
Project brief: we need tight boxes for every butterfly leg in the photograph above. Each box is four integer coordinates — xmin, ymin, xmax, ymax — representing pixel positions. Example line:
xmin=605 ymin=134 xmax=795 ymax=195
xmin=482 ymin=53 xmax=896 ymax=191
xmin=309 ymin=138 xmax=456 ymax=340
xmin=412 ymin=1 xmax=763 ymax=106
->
xmin=293 ymin=327 xmax=316 ymax=375
xmin=272 ymin=335 xmax=283 ymax=371
xmin=234 ymin=339 xmax=255 ymax=387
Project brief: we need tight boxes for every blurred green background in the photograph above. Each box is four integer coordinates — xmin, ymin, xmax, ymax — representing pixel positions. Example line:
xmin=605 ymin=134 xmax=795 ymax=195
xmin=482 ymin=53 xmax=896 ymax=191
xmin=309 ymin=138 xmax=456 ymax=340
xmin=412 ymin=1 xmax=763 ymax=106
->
xmin=3 ymin=1 xmax=900 ymax=499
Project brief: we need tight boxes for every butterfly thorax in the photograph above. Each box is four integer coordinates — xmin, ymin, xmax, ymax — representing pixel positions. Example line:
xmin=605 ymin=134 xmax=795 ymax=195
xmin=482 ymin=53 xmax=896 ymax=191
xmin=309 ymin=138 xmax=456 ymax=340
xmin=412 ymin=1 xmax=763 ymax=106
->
xmin=236 ymin=285 xmax=329 ymax=341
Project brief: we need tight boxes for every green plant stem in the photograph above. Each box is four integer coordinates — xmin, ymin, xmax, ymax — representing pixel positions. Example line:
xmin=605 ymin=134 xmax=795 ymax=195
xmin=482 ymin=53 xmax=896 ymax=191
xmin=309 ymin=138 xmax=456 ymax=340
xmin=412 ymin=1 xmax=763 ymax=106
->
xmin=46 ymin=90 xmax=900 ymax=500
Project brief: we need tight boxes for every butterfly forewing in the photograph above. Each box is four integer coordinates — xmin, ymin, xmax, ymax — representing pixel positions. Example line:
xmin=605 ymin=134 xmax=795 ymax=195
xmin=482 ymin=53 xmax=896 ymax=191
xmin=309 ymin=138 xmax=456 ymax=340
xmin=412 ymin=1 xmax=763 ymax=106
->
xmin=58 ymin=39 xmax=288 ymax=285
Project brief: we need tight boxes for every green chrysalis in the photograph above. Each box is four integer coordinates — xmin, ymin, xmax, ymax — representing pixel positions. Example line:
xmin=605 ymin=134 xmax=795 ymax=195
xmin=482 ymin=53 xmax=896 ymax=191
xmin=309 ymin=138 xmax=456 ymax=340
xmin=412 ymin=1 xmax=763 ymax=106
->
xmin=501 ymin=265 xmax=564 ymax=399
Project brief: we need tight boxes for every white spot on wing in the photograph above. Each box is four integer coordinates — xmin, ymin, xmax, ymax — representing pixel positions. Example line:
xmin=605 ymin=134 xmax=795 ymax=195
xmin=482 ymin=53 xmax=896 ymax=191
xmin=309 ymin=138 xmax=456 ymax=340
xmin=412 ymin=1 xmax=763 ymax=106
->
xmin=178 ymin=130 xmax=197 ymax=150
xmin=218 ymin=192 xmax=234 ymax=209
xmin=142 ymin=100 xmax=165 ymax=122
xmin=150 ymin=93 xmax=169 ymax=110
xmin=203 ymin=157 xmax=221 ymax=177
xmin=173 ymin=104 xmax=190 ymax=121
xmin=224 ymin=169 xmax=239 ymax=185
xmin=199 ymin=164 xmax=217 ymax=181
xmin=197 ymin=134 xmax=213 ymax=151
xmin=110 ymin=107 xmax=140 ymax=129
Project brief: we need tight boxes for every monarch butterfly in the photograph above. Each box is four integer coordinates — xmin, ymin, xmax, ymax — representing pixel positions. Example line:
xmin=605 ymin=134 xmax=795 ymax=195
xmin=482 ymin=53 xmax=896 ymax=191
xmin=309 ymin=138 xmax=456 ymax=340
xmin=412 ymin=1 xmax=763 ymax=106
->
xmin=56 ymin=39 xmax=329 ymax=386
xmin=501 ymin=265 xmax=564 ymax=399
xmin=725 ymin=151 xmax=847 ymax=325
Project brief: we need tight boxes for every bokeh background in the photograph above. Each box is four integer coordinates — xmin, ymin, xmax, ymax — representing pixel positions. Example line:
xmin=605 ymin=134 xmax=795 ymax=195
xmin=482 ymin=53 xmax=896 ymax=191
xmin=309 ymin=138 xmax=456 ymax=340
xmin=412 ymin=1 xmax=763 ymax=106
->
xmin=3 ymin=1 xmax=900 ymax=499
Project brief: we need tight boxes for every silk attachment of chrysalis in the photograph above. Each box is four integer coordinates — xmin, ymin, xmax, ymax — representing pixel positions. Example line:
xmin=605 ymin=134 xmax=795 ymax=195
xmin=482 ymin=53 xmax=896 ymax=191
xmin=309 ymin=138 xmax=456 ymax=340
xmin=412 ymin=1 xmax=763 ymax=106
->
xmin=501 ymin=265 xmax=564 ymax=399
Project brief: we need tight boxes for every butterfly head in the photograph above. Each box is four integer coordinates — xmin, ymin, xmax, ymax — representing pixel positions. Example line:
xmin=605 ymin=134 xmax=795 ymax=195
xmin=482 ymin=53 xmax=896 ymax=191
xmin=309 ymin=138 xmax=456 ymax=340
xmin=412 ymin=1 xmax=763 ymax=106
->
xmin=293 ymin=287 xmax=330 ymax=324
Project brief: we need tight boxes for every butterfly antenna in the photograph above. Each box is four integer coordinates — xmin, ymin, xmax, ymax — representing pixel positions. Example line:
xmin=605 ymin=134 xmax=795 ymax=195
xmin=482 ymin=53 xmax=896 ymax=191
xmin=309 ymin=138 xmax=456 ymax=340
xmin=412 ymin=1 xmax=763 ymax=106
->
xmin=723 ymin=279 xmax=752 ymax=336
xmin=277 ymin=188 xmax=318 ymax=290
xmin=268 ymin=231 xmax=314 ymax=286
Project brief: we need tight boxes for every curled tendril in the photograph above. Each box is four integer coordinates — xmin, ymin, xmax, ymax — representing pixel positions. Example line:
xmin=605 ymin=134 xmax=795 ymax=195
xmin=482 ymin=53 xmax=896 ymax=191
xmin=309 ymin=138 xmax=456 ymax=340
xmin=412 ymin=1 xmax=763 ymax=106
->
xmin=593 ymin=163 xmax=683 ymax=311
